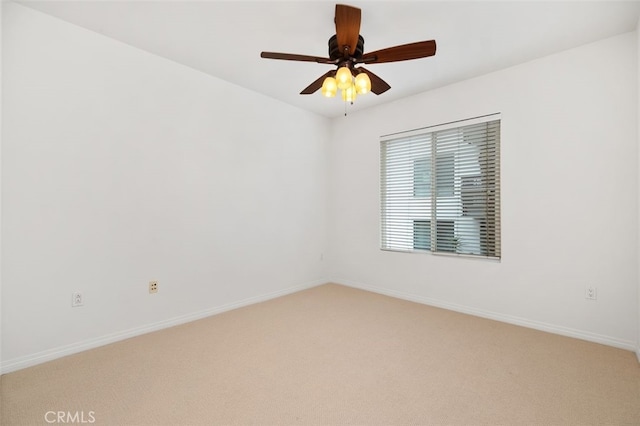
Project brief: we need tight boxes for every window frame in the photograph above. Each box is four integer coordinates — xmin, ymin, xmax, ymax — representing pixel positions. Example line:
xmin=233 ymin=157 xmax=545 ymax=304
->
xmin=380 ymin=113 xmax=501 ymax=260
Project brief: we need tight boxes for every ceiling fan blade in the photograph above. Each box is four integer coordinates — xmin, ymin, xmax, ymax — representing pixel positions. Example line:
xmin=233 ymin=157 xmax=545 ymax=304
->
xmin=357 ymin=67 xmax=391 ymax=95
xmin=300 ymin=71 xmax=334 ymax=95
xmin=360 ymin=40 xmax=437 ymax=64
xmin=261 ymin=51 xmax=334 ymax=64
xmin=335 ymin=4 xmax=361 ymax=56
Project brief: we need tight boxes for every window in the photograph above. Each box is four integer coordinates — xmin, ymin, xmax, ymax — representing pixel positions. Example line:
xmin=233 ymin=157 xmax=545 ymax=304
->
xmin=413 ymin=220 xmax=455 ymax=252
xmin=380 ymin=115 xmax=500 ymax=258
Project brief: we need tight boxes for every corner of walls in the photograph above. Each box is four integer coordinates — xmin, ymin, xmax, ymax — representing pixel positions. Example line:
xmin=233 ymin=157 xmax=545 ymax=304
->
xmin=0 ymin=0 xmax=4 ymax=373
xmin=637 ymin=17 xmax=640 ymax=364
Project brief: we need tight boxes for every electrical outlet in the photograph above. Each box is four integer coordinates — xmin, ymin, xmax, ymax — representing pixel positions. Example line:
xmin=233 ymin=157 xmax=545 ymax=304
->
xmin=72 ymin=292 xmax=83 ymax=307
xmin=149 ymin=280 xmax=158 ymax=294
xmin=585 ymin=286 xmax=597 ymax=300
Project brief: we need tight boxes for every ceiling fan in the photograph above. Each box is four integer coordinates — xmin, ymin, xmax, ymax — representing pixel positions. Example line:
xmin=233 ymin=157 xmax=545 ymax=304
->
xmin=260 ymin=4 xmax=436 ymax=102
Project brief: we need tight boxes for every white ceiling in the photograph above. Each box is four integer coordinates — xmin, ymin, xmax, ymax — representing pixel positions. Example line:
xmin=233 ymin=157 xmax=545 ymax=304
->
xmin=15 ymin=0 xmax=640 ymax=118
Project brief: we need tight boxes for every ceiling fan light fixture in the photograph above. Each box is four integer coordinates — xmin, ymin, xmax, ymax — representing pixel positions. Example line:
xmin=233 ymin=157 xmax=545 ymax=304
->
xmin=354 ymin=72 xmax=371 ymax=94
xmin=336 ymin=66 xmax=353 ymax=90
xmin=321 ymin=76 xmax=338 ymax=97
xmin=261 ymin=5 xmax=437 ymax=108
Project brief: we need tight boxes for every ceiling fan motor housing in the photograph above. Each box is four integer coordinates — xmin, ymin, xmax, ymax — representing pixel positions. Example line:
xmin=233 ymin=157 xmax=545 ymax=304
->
xmin=328 ymin=34 xmax=364 ymax=61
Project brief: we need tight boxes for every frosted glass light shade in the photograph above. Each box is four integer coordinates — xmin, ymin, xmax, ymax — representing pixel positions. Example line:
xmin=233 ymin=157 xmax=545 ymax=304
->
xmin=354 ymin=72 xmax=371 ymax=94
xmin=336 ymin=66 xmax=353 ymax=90
xmin=342 ymin=84 xmax=357 ymax=102
xmin=321 ymin=77 xmax=337 ymax=97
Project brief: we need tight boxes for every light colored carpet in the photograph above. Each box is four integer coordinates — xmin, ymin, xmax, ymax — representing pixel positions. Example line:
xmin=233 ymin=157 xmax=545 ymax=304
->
xmin=2 ymin=283 xmax=639 ymax=425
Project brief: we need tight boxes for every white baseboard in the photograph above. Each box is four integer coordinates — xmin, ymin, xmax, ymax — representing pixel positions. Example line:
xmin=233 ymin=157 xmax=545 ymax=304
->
xmin=334 ymin=278 xmax=637 ymax=353
xmin=4 ymin=278 xmax=635 ymax=373
xmin=1 ymin=279 xmax=326 ymax=374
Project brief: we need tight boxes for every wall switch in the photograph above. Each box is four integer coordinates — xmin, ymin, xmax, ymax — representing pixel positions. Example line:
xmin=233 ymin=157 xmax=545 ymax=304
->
xmin=585 ymin=286 xmax=597 ymax=300
xmin=149 ymin=281 xmax=158 ymax=294
xmin=72 ymin=292 xmax=83 ymax=307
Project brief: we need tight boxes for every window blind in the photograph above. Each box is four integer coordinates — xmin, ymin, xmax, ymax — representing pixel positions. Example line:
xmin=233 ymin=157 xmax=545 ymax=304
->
xmin=380 ymin=116 xmax=501 ymax=259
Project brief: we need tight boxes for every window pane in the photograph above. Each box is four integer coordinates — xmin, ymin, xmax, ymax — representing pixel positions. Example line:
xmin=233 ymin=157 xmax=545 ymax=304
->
xmin=436 ymin=220 xmax=455 ymax=252
xmin=436 ymin=154 xmax=454 ymax=197
xmin=413 ymin=220 xmax=431 ymax=250
xmin=413 ymin=157 xmax=431 ymax=197
xmin=381 ymin=134 xmax=431 ymax=251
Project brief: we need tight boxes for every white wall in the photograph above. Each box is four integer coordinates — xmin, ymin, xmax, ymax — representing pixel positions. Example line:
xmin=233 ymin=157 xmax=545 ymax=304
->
xmin=0 ymin=0 xmax=4 ymax=370
xmin=2 ymin=3 xmax=638 ymax=373
xmin=1 ymin=3 xmax=329 ymax=371
xmin=637 ymin=18 xmax=640 ymax=361
xmin=328 ymin=32 xmax=639 ymax=350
